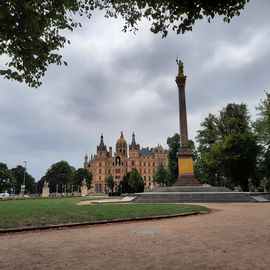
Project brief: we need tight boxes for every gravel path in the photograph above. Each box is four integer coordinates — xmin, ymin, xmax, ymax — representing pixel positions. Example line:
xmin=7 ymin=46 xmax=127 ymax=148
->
xmin=1 ymin=203 xmax=270 ymax=270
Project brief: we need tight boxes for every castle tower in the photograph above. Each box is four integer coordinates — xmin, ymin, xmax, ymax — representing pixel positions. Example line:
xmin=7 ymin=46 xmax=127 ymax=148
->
xmin=97 ymin=134 xmax=108 ymax=158
xmin=115 ymin=131 xmax=127 ymax=157
xmin=129 ymin=132 xmax=140 ymax=158
xmin=174 ymin=60 xmax=200 ymax=186
xmin=84 ymin=153 xmax=89 ymax=168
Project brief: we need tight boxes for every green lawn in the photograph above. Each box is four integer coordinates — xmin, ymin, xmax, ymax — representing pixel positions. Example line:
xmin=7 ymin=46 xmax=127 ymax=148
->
xmin=0 ymin=197 xmax=207 ymax=229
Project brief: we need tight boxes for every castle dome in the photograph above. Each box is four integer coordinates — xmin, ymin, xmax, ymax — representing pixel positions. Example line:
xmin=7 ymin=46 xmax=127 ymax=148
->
xmin=116 ymin=131 xmax=127 ymax=145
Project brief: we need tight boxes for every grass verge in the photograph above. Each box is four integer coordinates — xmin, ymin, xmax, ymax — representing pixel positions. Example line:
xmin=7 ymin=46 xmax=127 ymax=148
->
xmin=0 ymin=197 xmax=207 ymax=229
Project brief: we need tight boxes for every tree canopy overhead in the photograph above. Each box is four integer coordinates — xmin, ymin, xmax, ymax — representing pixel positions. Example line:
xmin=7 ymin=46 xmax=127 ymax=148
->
xmin=0 ymin=0 xmax=249 ymax=87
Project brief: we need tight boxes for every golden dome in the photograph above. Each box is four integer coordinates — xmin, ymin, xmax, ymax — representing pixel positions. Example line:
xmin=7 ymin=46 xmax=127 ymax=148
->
xmin=116 ymin=131 xmax=127 ymax=145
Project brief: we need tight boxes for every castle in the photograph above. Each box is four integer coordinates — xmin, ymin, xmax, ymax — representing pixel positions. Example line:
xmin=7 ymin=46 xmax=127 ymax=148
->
xmin=84 ymin=132 xmax=168 ymax=193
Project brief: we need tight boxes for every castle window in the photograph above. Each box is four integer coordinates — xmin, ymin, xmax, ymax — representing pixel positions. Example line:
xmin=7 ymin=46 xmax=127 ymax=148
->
xmin=120 ymin=149 xmax=122 ymax=153
xmin=99 ymin=162 xmax=101 ymax=167
xmin=132 ymin=160 xmax=135 ymax=166
xmin=122 ymin=162 xmax=123 ymax=166
xmin=123 ymin=149 xmax=126 ymax=154
xmin=116 ymin=156 xmax=121 ymax=166
xmin=99 ymin=169 xmax=101 ymax=174
xmin=148 ymin=176 xmax=151 ymax=181
xmin=144 ymin=168 xmax=146 ymax=173
xmin=144 ymin=162 xmax=146 ymax=166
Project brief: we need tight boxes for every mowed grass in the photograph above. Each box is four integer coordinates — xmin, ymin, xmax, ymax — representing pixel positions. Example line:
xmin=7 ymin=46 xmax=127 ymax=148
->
xmin=0 ymin=197 xmax=207 ymax=229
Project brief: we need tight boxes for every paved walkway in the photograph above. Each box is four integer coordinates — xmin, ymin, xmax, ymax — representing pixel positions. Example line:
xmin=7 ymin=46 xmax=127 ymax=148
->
xmin=1 ymin=203 xmax=270 ymax=270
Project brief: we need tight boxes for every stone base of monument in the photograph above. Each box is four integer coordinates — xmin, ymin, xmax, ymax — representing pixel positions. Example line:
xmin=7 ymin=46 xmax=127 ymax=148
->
xmin=81 ymin=187 xmax=88 ymax=196
xmin=173 ymin=174 xmax=201 ymax=186
xmin=134 ymin=191 xmax=270 ymax=203
xmin=149 ymin=186 xmax=230 ymax=192
xmin=134 ymin=185 xmax=270 ymax=202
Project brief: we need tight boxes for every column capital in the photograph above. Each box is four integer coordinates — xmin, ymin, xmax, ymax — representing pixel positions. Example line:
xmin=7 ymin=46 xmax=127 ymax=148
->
xmin=175 ymin=75 xmax=186 ymax=87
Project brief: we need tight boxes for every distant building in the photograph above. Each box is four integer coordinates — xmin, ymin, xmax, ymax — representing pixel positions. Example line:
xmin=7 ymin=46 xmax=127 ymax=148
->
xmin=84 ymin=132 xmax=168 ymax=193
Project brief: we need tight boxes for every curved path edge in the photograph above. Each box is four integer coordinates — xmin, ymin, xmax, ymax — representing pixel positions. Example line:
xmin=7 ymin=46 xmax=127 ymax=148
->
xmin=0 ymin=210 xmax=209 ymax=235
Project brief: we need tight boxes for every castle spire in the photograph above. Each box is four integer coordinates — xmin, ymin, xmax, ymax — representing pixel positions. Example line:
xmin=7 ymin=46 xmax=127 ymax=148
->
xmin=97 ymin=133 xmax=107 ymax=151
xmin=130 ymin=132 xmax=136 ymax=147
xmin=129 ymin=131 xmax=140 ymax=151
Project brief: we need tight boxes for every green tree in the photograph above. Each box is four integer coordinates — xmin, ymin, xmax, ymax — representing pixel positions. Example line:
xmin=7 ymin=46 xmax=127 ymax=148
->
xmin=72 ymin=168 xmax=92 ymax=189
xmin=0 ymin=0 xmax=249 ymax=87
xmin=11 ymin=165 xmax=36 ymax=194
xmin=195 ymin=114 xmax=222 ymax=185
xmin=154 ymin=163 xmax=168 ymax=186
xmin=120 ymin=169 xmax=144 ymax=193
xmin=0 ymin=162 xmax=16 ymax=193
xmin=167 ymin=133 xmax=180 ymax=185
xmin=43 ymin=160 xmax=75 ymax=193
xmin=129 ymin=169 xmax=144 ymax=193
xmin=120 ymin=171 xmax=132 ymax=194
xmin=196 ymin=103 xmax=259 ymax=191
xmin=105 ymin=175 xmax=115 ymax=193
xmin=254 ymin=92 xmax=270 ymax=183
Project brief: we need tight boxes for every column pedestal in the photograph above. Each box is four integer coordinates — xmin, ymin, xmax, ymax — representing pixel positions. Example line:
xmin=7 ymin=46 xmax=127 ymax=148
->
xmin=174 ymin=147 xmax=200 ymax=186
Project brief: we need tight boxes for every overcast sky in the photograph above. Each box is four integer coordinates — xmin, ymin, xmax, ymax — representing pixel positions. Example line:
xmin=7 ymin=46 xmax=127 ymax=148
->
xmin=1 ymin=1 xmax=270 ymax=181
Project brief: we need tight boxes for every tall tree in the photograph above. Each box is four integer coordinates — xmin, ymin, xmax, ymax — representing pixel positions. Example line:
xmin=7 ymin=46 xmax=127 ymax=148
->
xmin=254 ymin=92 xmax=270 ymax=184
xmin=42 ymin=160 xmax=75 ymax=193
xmin=0 ymin=162 xmax=16 ymax=193
xmin=129 ymin=169 xmax=144 ymax=193
xmin=154 ymin=163 xmax=168 ymax=186
xmin=120 ymin=172 xmax=133 ymax=194
xmin=72 ymin=168 xmax=92 ymax=189
xmin=11 ymin=165 xmax=36 ymax=194
xmin=0 ymin=0 xmax=249 ymax=87
xmin=167 ymin=133 xmax=180 ymax=185
xmin=105 ymin=175 xmax=115 ymax=193
xmin=196 ymin=114 xmax=222 ymax=185
xmin=120 ymin=169 xmax=144 ymax=193
xmin=196 ymin=103 xmax=259 ymax=190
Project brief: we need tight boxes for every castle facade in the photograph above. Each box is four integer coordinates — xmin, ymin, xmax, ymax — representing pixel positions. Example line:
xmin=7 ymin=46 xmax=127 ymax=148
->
xmin=84 ymin=132 xmax=168 ymax=193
